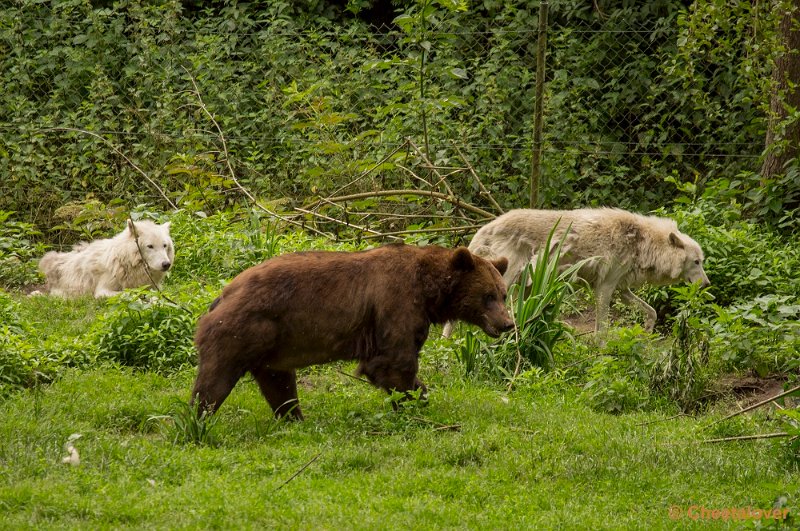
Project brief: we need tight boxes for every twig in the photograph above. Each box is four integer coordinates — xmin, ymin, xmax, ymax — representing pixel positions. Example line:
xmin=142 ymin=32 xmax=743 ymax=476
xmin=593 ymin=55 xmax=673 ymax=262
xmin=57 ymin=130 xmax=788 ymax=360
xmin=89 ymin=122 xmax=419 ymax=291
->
xmin=634 ymin=413 xmax=690 ymax=427
xmin=350 ymin=224 xmax=484 ymax=241
xmin=335 ymin=369 xmax=371 ymax=386
xmin=407 ymin=138 xmax=456 ymax=197
xmin=328 ymin=139 xmax=411 ymax=197
xmin=452 ymin=142 xmax=505 ymax=215
xmin=702 ymin=384 xmax=800 ymax=430
xmin=275 ymin=452 xmax=322 ymax=490
xmin=43 ymin=128 xmax=177 ymax=210
xmin=702 ymin=432 xmax=792 ymax=444
xmin=396 ymin=163 xmax=435 ymax=189
xmin=409 ymin=416 xmax=461 ymax=431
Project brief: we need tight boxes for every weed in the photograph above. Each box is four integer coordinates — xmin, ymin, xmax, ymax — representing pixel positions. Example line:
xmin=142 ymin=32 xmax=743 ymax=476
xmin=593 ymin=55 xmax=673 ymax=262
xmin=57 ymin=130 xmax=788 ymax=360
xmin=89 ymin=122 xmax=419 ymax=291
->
xmin=650 ymin=283 xmax=713 ymax=412
xmin=148 ymin=398 xmax=220 ymax=446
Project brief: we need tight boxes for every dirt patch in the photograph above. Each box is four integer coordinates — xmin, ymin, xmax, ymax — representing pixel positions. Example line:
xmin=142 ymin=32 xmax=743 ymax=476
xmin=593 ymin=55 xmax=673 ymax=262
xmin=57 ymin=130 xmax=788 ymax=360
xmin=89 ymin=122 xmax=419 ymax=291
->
xmin=714 ymin=375 xmax=793 ymax=410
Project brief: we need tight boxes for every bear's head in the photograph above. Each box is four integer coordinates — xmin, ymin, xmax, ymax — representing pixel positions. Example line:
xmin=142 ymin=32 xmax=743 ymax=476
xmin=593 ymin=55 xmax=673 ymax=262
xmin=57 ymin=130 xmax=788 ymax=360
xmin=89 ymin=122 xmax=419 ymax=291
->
xmin=432 ymin=247 xmax=514 ymax=337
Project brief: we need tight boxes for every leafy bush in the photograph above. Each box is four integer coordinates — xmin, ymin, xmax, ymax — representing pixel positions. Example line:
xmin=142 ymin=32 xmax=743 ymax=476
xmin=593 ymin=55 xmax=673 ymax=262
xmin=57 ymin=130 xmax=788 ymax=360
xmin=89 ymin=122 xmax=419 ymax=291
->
xmin=0 ymin=291 xmax=82 ymax=396
xmin=712 ymin=295 xmax=800 ymax=376
xmin=579 ymin=328 xmax=657 ymax=414
xmin=89 ymin=288 xmax=210 ymax=374
xmin=0 ymin=211 xmax=45 ymax=289
xmin=169 ymin=208 xmax=285 ymax=283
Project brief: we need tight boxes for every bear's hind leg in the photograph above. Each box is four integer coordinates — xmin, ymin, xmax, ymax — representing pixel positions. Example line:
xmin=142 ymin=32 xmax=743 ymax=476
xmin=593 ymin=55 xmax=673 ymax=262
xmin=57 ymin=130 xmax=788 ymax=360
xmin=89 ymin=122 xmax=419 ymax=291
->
xmin=251 ymin=366 xmax=303 ymax=420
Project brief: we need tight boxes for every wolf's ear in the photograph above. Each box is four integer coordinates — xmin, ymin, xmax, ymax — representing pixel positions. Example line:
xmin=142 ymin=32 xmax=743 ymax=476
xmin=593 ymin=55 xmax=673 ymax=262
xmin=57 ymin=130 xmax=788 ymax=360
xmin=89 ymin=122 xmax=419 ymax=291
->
xmin=669 ymin=232 xmax=684 ymax=249
xmin=162 ymin=221 xmax=171 ymax=231
xmin=491 ymin=257 xmax=509 ymax=276
xmin=126 ymin=219 xmax=137 ymax=236
xmin=451 ymin=247 xmax=475 ymax=272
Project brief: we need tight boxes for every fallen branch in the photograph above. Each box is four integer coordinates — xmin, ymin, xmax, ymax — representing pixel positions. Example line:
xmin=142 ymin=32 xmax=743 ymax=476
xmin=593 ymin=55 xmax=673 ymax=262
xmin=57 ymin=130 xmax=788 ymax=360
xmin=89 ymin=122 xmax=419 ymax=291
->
xmin=703 ymin=384 xmax=800 ymax=430
xmin=335 ymin=369 xmax=371 ymax=386
xmin=702 ymin=432 xmax=792 ymax=444
xmin=409 ymin=416 xmax=461 ymax=432
xmin=294 ymin=207 xmax=402 ymax=241
xmin=407 ymin=138 xmax=455 ymax=197
xmin=351 ymin=224 xmax=484 ymax=241
xmin=329 ymin=139 xmax=411 ymax=198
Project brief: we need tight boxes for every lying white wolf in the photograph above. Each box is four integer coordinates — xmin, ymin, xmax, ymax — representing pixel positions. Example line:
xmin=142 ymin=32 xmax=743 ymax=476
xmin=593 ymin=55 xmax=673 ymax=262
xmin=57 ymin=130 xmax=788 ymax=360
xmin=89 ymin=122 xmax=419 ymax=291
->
xmin=39 ymin=219 xmax=174 ymax=298
xmin=444 ymin=208 xmax=709 ymax=336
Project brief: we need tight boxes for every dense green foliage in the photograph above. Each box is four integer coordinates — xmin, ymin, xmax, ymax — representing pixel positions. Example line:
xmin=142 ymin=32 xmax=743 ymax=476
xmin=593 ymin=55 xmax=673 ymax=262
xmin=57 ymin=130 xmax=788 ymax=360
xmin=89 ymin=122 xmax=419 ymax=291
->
xmin=1 ymin=0 xmax=796 ymax=231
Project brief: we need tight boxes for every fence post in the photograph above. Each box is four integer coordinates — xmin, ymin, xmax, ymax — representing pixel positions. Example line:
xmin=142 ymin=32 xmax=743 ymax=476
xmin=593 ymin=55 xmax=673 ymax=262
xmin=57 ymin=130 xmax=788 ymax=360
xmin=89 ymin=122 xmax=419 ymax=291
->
xmin=529 ymin=0 xmax=548 ymax=208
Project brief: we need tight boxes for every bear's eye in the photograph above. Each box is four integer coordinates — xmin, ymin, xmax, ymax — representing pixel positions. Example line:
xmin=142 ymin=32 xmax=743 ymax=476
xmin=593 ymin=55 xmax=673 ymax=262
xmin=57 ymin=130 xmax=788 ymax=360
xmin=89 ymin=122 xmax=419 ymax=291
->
xmin=483 ymin=293 xmax=495 ymax=306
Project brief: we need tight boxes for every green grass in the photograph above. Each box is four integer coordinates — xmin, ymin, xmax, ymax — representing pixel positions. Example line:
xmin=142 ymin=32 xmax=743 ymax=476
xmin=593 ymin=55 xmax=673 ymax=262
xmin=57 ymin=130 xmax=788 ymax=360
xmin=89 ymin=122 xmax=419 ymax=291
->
xmin=1 ymin=211 xmax=798 ymax=529
xmin=1 ymin=355 xmax=797 ymax=529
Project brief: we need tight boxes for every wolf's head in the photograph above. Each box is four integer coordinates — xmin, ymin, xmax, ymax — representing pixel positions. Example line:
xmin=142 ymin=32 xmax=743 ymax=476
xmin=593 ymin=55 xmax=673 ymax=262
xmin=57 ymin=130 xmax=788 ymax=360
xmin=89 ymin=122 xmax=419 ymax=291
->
xmin=669 ymin=232 xmax=710 ymax=288
xmin=128 ymin=219 xmax=175 ymax=273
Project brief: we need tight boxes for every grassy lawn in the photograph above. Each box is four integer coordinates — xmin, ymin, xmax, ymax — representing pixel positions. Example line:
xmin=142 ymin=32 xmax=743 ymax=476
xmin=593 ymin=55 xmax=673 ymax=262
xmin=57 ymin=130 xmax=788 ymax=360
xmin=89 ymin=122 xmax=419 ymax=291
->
xmin=1 ymin=340 xmax=796 ymax=529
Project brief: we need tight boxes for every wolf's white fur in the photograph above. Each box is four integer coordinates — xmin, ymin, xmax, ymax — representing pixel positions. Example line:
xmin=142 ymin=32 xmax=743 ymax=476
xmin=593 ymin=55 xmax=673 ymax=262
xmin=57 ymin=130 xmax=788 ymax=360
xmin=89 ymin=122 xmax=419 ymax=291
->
xmin=444 ymin=208 xmax=710 ymax=336
xmin=39 ymin=219 xmax=174 ymax=298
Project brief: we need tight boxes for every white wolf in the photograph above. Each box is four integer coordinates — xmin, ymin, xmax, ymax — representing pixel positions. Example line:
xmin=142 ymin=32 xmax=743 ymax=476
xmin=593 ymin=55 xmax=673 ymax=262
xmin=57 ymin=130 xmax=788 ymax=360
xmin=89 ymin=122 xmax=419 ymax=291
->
xmin=39 ymin=219 xmax=174 ymax=298
xmin=443 ymin=208 xmax=709 ymax=336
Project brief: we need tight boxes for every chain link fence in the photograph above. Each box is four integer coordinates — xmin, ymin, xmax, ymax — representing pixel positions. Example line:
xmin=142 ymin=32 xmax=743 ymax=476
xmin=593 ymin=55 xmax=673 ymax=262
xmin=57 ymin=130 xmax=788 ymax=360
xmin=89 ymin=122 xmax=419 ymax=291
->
xmin=0 ymin=3 xmax=767 ymax=235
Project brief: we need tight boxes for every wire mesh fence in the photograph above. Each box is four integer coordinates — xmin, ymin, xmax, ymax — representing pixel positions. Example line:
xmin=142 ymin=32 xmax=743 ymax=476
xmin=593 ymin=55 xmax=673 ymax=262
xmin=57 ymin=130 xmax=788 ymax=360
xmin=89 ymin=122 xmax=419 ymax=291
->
xmin=0 ymin=2 xmax=769 ymax=233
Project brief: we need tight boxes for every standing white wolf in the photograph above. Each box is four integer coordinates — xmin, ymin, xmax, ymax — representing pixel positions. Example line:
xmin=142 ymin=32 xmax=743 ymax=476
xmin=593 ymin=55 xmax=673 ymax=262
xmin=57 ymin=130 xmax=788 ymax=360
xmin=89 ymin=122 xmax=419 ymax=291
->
xmin=39 ymin=219 xmax=174 ymax=298
xmin=443 ymin=208 xmax=709 ymax=336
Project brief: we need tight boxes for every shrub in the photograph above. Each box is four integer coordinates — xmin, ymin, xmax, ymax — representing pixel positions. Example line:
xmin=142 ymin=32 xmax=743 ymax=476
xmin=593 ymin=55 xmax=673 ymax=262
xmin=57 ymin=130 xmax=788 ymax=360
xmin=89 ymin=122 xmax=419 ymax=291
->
xmin=0 ymin=211 xmax=45 ymax=289
xmin=89 ymin=287 xmax=211 ymax=374
xmin=579 ymin=328 xmax=657 ymax=414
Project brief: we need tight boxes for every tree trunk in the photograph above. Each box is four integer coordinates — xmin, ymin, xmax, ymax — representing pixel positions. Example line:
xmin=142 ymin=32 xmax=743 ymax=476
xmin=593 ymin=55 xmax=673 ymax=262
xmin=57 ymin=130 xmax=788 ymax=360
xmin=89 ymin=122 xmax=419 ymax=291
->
xmin=761 ymin=1 xmax=800 ymax=181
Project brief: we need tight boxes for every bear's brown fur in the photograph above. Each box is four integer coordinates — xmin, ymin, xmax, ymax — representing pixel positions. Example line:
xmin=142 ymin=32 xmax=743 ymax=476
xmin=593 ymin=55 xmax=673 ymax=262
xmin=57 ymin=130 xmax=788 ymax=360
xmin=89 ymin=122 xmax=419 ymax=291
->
xmin=191 ymin=243 xmax=512 ymax=420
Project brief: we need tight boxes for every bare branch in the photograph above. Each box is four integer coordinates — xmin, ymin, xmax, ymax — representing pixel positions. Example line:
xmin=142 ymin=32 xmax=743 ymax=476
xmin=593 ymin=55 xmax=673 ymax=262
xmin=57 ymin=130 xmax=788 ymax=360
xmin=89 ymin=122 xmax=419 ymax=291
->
xmin=315 ymin=190 xmax=495 ymax=219
xmin=452 ymin=142 xmax=505 ymax=215
xmin=43 ymin=127 xmax=178 ymax=210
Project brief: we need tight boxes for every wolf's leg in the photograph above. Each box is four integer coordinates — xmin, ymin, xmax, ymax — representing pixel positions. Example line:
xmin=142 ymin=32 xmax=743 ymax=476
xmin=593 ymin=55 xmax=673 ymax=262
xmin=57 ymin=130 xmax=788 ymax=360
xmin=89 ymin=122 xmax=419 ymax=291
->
xmin=621 ymin=288 xmax=657 ymax=332
xmin=94 ymin=274 xmax=121 ymax=298
xmin=593 ymin=282 xmax=616 ymax=335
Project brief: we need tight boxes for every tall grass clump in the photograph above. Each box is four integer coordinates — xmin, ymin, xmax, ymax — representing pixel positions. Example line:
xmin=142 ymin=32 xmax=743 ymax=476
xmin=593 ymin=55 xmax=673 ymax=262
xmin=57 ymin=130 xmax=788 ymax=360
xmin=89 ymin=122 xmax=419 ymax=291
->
xmin=149 ymin=398 xmax=220 ymax=446
xmin=456 ymin=226 xmax=578 ymax=380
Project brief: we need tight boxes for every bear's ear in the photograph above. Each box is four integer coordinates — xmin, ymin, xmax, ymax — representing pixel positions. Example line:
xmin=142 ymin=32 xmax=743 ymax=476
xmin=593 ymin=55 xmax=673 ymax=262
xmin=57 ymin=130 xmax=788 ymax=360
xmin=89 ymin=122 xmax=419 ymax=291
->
xmin=669 ymin=232 xmax=684 ymax=249
xmin=451 ymin=247 xmax=475 ymax=272
xmin=491 ymin=257 xmax=509 ymax=276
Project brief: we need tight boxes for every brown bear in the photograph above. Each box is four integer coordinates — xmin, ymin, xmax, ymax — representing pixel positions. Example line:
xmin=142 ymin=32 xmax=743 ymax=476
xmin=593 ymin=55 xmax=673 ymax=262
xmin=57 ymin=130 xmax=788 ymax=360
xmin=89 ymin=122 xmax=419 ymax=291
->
xmin=191 ymin=243 xmax=513 ymax=420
